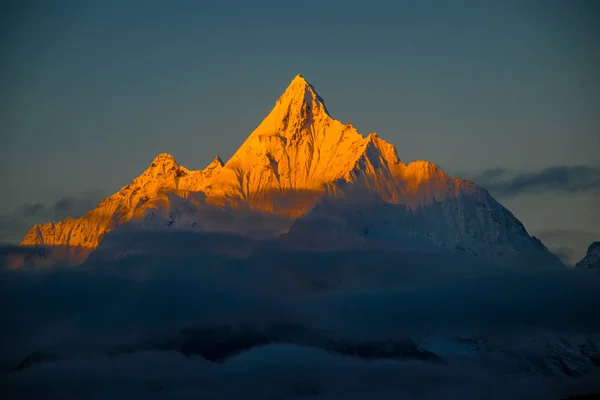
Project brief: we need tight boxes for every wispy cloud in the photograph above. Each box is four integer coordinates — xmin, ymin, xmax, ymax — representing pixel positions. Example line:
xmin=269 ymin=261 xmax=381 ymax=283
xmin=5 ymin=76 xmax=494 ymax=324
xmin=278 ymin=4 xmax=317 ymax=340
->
xmin=470 ymin=165 xmax=600 ymax=198
xmin=534 ymin=229 xmax=599 ymax=266
xmin=0 ymin=190 xmax=106 ymax=244
xmin=546 ymin=246 xmax=577 ymax=265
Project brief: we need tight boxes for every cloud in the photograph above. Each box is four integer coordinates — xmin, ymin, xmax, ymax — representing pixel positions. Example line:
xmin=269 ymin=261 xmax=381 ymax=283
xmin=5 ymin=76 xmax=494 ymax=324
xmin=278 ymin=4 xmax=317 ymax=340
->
xmin=6 ymin=346 xmax=596 ymax=400
xmin=470 ymin=165 xmax=600 ymax=198
xmin=19 ymin=190 xmax=105 ymax=221
xmin=2 ymin=246 xmax=600 ymax=398
xmin=470 ymin=167 xmax=509 ymax=183
xmin=0 ymin=244 xmax=49 ymax=270
xmin=534 ymin=229 xmax=599 ymax=266
xmin=548 ymin=246 xmax=577 ymax=265
xmin=0 ymin=190 xmax=106 ymax=244
xmin=0 ymin=244 xmax=47 ymax=257
xmin=17 ymin=203 xmax=46 ymax=218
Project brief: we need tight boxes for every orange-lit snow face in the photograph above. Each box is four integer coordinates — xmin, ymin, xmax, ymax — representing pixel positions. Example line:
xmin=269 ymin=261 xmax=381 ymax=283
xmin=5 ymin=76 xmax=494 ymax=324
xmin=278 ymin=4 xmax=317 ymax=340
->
xmin=21 ymin=74 xmax=475 ymax=257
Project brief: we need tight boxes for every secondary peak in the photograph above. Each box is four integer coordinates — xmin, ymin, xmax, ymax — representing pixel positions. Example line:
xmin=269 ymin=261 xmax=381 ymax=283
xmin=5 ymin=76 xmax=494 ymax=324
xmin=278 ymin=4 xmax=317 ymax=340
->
xmin=206 ymin=156 xmax=224 ymax=169
xmin=150 ymin=153 xmax=178 ymax=166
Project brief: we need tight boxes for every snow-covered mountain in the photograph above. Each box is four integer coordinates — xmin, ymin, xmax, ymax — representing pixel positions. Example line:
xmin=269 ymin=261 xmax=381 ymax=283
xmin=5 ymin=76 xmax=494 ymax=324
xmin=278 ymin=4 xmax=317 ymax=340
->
xmin=576 ymin=242 xmax=600 ymax=271
xmin=21 ymin=74 xmax=560 ymax=265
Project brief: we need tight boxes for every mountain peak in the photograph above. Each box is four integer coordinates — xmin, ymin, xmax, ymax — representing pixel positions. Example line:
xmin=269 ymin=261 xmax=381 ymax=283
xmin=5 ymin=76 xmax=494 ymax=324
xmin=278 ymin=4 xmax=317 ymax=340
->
xmin=139 ymin=153 xmax=183 ymax=182
xmin=205 ymin=156 xmax=224 ymax=170
xmin=589 ymin=241 xmax=600 ymax=252
xmin=211 ymin=155 xmax=224 ymax=166
xmin=245 ymin=74 xmax=331 ymax=141
xmin=576 ymin=241 xmax=600 ymax=271
xmin=277 ymin=74 xmax=329 ymax=116
xmin=150 ymin=153 xmax=178 ymax=167
xmin=20 ymin=75 xmax=558 ymax=267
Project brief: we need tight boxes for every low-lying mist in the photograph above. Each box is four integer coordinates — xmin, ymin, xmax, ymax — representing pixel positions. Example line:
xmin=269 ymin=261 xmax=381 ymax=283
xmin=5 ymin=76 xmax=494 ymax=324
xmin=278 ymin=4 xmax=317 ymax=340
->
xmin=1 ymin=234 xmax=600 ymax=399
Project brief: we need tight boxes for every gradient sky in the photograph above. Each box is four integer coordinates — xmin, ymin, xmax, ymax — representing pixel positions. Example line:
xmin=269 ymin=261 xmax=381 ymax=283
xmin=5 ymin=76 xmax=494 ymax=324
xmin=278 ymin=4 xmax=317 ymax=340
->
xmin=1 ymin=0 xmax=599 ymax=262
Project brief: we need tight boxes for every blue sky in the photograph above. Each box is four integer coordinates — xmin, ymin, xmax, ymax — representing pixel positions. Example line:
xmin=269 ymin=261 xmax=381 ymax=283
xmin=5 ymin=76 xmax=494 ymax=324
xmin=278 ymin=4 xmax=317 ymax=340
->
xmin=0 ymin=0 xmax=598 ymax=261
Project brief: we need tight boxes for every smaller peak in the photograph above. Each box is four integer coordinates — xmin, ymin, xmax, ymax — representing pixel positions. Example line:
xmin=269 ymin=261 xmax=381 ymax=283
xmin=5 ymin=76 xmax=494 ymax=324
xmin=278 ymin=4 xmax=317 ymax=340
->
xmin=576 ymin=241 xmax=600 ymax=270
xmin=151 ymin=153 xmax=177 ymax=163
xmin=148 ymin=153 xmax=179 ymax=170
xmin=404 ymin=160 xmax=448 ymax=180
xmin=587 ymin=241 xmax=600 ymax=253
xmin=363 ymin=132 xmax=401 ymax=164
xmin=409 ymin=160 xmax=436 ymax=167
xmin=206 ymin=156 xmax=224 ymax=169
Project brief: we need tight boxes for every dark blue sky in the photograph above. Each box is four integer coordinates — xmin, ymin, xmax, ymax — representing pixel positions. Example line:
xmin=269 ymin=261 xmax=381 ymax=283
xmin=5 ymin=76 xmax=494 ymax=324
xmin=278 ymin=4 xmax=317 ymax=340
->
xmin=0 ymin=0 xmax=598 ymax=259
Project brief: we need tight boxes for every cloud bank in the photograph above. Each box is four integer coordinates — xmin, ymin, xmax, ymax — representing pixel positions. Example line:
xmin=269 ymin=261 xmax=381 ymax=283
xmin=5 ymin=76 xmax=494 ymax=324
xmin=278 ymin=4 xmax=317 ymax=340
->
xmin=471 ymin=165 xmax=600 ymax=198
xmin=2 ymin=241 xmax=600 ymax=398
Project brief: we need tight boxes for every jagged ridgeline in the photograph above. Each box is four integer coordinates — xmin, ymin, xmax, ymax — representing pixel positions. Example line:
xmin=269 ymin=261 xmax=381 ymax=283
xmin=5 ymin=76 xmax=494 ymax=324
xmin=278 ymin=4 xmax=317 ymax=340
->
xmin=21 ymin=75 xmax=560 ymax=266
